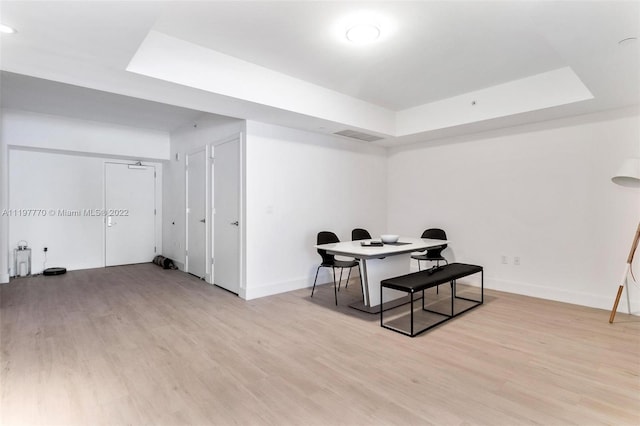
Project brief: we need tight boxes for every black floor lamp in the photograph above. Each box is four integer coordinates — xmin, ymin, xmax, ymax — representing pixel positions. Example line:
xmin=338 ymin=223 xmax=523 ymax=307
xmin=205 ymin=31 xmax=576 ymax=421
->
xmin=609 ymin=157 xmax=640 ymax=323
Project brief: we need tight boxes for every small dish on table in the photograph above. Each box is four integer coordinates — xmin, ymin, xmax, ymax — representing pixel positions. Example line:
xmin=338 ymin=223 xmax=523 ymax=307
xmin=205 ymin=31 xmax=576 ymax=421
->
xmin=380 ymin=234 xmax=399 ymax=244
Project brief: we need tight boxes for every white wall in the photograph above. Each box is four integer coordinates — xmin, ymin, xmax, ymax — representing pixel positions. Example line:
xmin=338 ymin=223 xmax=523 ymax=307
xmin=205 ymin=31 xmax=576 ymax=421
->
xmin=7 ymin=149 xmax=163 ymax=276
xmin=9 ymin=149 xmax=103 ymax=273
xmin=244 ymin=121 xmax=388 ymax=300
xmin=1 ymin=109 xmax=167 ymax=278
xmin=387 ymin=108 xmax=640 ymax=313
xmin=163 ymin=114 xmax=245 ymax=270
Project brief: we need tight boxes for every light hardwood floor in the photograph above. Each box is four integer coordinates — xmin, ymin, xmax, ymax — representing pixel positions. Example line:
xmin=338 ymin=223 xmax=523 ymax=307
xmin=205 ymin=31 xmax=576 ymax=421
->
xmin=1 ymin=264 xmax=639 ymax=425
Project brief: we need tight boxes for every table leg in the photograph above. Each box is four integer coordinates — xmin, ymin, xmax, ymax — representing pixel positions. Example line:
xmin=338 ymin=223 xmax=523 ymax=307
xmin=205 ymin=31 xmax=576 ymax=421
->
xmin=359 ymin=260 xmax=370 ymax=307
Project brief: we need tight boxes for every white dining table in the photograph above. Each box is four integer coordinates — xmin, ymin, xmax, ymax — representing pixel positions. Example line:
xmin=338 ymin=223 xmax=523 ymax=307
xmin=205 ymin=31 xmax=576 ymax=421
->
xmin=314 ymin=237 xmax=448 ymax=311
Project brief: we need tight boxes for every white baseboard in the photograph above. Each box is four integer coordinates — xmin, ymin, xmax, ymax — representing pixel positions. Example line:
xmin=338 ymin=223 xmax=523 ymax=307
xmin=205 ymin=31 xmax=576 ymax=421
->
xmin=487 ymin=277 xmax=638 ymax=315
xmin=243 ymin=277 xmax=313 ymax=300
xmin=239 ymin=287 xmax=248 ymax=300
xmin=242 ymin=268 xmax=352 ymax=300
xmin=0 ymin=273 xmax=9 ymax=284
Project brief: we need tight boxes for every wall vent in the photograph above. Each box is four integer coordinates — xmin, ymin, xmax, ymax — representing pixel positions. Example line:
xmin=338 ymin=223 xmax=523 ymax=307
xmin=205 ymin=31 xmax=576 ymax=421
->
xmin=333 ymin=129 xmax=384 ymax=142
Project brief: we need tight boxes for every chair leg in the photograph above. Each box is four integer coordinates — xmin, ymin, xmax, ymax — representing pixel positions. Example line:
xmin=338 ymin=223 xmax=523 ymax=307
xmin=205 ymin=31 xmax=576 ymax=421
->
xmin=417 ymin=260 xmax=421 ymax=271
xmin=338 ymin=268 xmax=344 ymax=291
xmin=332 ymin=268 xmax=338 ymax=306
xmin=311 ymin=265 xmax=321 ymax=297
xmin=345 ymin=267 xmax=352 ymax=289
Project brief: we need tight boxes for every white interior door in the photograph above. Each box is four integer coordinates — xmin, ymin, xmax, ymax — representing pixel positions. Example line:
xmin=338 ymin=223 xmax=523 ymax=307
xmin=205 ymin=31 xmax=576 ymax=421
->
xmin=187 ymin=149 xmax=206 ymax=278
xmin=213 ymin=138 xmax=240 ymax=294
xmin=105 ymin=163 xmax=156 ymax=266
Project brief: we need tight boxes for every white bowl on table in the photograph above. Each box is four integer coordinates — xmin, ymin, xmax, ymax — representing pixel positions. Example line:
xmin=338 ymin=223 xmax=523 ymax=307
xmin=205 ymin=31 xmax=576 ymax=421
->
xmin=380 ymin=234 xmax=399 ymax=243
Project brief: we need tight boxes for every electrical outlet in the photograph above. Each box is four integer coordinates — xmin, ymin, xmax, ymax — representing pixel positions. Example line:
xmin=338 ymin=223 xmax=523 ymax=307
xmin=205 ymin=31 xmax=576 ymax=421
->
xmin=514 ymin=256 xmax=520 ymax=266
xmin=501 ymin=255 xmax=508 ymax=264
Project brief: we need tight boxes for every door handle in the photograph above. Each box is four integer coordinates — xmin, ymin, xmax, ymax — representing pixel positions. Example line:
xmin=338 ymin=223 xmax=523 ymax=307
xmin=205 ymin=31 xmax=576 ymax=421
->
xmin=200 ymin=218 xmax=206 ymax=223
xmin=231 ymin=221 xmax=239 ymax=226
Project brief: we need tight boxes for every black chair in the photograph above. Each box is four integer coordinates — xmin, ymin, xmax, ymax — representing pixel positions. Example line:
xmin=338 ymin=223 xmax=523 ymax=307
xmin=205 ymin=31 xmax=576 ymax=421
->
xmin=311 ymin=231 xmax=361 ymax=305
xmin=411 ymin=228 xmax=448 ymax=270
xmin=351 ymin=228 xmax=372 ymax=241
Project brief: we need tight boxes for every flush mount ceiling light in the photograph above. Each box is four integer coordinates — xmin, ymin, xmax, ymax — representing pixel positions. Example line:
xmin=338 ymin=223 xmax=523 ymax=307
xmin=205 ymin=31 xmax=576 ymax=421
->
xmin=346 ymin=23 xmax=380 ymax=44
xmin=334 ymin=10 xmax=393 ymax=46
xmin=0 ymin=24 xmax=16 ymax=34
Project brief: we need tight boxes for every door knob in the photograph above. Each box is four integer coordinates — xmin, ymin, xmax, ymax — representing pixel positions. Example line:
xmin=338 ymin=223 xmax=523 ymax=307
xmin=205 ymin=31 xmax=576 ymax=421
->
xmin=200 ymin=218 xmax=206 ymax=223
xmin=231 ymin=221 xmax=239 ymax=226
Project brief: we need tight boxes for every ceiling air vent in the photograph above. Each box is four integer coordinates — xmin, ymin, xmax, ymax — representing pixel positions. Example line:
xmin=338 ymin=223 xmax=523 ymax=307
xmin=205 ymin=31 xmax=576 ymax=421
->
xmin=333 ymin=129 xmax=384 ymax=142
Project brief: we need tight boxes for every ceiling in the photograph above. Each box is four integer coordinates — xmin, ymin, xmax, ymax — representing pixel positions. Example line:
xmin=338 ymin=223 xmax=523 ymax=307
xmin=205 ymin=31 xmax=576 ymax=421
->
xmin=153 ymin=1 xmax=568 ymax=111
xmin=0 ymin=1 xmax=638 ymax=145
xmin=0 ymin=72 xmax=205 ymax=132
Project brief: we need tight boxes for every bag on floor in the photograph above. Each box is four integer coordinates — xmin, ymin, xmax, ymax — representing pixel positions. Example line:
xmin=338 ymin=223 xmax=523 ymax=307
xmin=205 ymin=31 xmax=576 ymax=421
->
xmin=152 ymin=255 xmax=178 ymax=270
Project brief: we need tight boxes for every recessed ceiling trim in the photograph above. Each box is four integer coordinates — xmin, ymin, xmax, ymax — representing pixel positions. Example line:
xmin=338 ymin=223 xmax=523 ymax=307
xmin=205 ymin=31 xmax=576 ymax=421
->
xmin=397 ymin=67 xmax=594 ymax=136
xmin=127 ymin=32 xmax=595 ymax=143
xmin=127 ymin=30 xmax=396 ymax=136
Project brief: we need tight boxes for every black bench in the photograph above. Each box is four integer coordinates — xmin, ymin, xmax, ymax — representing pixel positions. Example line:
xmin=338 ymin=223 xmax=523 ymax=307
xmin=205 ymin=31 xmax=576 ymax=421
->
xmin=380 ymin=263 xmax=483 ymax=337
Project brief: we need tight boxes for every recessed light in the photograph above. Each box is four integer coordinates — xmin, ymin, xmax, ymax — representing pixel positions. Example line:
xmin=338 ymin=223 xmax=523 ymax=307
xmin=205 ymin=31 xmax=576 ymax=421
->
xmin=0 ymin=24 xmax=16 ymax=34
xmin=346 ymin=23 xmax=380 ymax=44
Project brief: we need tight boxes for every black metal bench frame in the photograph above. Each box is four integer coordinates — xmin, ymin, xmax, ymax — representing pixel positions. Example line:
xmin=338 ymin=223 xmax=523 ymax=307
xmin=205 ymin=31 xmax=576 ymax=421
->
xmin=380 ymin=263 xmax=483 ymax=337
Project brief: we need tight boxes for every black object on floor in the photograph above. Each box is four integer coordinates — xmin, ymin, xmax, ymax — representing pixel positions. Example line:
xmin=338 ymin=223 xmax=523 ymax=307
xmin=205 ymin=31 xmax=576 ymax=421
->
xmin=43 ymin=267 xmax=67 ymax=276
xmin=152 ymin=255 xmax=178 ymax=270
xmin=380 ymin=263 xmax=483 ymax=337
